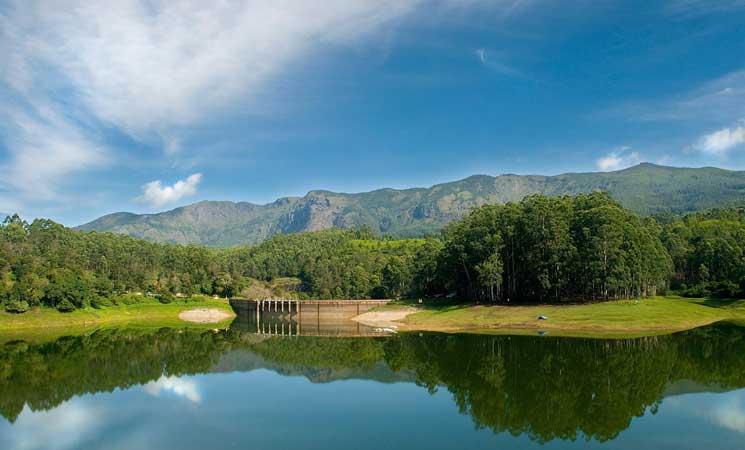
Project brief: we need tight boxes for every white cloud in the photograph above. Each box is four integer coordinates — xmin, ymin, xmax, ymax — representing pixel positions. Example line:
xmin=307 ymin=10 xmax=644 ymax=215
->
xmin=143 ymin=375 xmax=201 ymax=403
xmin=0 ymin=0 xmax=534 ymax=215
xmin=0 ymin=106 xmax=107 ymax=200
xmin=1 ymin=0 xmax=426 ymax=147
xmin=694 ymin=125 xmax=745 ymax=155
xmin=139 ymin=173 xmax=202 ymax=208
xmin=0 ymin=0 xmax=428 ymax=210
xmin=596 ymin=146 xmax=642 ymax=171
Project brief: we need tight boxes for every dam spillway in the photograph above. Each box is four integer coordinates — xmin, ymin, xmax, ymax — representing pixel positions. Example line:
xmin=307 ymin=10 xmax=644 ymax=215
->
xmin=229 ymin=299 xmax=391 ymax=337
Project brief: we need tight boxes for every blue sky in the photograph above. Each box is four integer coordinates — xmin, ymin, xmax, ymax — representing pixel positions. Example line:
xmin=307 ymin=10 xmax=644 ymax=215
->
xmin=1 ymin=0 xmax=745 ymax=226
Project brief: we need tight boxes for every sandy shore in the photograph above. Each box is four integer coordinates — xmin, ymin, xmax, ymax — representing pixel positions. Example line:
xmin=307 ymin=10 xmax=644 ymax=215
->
xmin=179 ymin=308 xmax=235 ymax=324
xmin=352 ymin=307 xmax=418 ymax=328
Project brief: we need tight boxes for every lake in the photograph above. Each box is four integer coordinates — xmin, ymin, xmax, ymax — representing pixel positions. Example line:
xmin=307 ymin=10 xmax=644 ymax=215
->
xmin=1 ymin=315 xmax=744 ymax=449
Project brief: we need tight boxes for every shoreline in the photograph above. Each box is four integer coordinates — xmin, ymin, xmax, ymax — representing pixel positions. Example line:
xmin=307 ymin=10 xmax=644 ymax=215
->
xmin=353 ymin=296 xmax=745 ymax=338
xmin=0 ymin=299 xmax=236 ymax=342
xmin=3 ymin=296 xmax=745 ymax=341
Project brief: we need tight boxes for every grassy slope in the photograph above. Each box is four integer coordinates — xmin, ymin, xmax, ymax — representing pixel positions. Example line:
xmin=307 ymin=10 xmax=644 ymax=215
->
xmin=0 ymin=297 xmax=235 ymax=342
xmin=392 ymin=296 xmax=745 ymax=337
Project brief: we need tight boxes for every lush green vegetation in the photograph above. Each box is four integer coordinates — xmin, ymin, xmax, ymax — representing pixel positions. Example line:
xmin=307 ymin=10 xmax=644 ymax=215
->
xmin=438 ymin=192 xmax=672 ymax=302
xmin=6 ymin=191 xmax=745 ymax=317
xmin=219 ymin=227 xmax=433 ymax=300
xmin=0 ymin=215 xmax=241 ymax=313
xmin=661 ymin=206 xmax=745 ymax=298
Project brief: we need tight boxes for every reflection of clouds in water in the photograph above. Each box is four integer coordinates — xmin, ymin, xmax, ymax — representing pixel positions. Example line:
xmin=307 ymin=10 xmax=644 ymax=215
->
xmin=670 ymin=390 xmax=745 ymax=434
xmin=707 ymin=395 xmax=745 ymax=433
xmin=143 ymin=375 xmax=201 ymax=403
xmin=4 ymin=402 xmax=97 ymax=450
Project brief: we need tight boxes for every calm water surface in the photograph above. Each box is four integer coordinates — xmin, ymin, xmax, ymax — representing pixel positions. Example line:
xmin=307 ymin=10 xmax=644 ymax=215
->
xmin=1 ymin=316 xmax=744 ymax=450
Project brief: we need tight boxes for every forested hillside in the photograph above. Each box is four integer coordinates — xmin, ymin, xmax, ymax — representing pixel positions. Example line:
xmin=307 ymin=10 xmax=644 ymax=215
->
xmin=4 ymin=192 xmax=745 ymax=313
xmin=78 ymin=164 xmax=745 ymax=247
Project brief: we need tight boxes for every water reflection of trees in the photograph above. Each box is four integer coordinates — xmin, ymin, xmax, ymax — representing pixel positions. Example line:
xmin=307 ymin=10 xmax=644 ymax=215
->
xmin=1 ymin=324 xmax=745 ymax=443
xmin=0 ymin=328 xmax=236 ymax=422
xmin=385 ymin=334 xmax=676 ymax=442
xmin=383 ymin=325 xmax=745 ymax=442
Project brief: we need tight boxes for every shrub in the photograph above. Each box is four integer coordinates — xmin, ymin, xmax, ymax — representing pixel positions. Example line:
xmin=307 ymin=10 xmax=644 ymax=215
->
xmin=158 ymin=292 xmax=175 ymax=304
xmin=90 ymin=296 xmax=113 ymax=309
xmin=117 ymin=293 xmax=153 ymax=305
xmin=5 ymin=300 xmax=30 ymax=314
xmin=56 ymin=299 xmax=76 ymax=312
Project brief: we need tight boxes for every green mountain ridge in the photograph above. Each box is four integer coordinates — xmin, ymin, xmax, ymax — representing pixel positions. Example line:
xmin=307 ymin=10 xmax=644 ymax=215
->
xmin=77 ymin=163 xmax=745 ymax=247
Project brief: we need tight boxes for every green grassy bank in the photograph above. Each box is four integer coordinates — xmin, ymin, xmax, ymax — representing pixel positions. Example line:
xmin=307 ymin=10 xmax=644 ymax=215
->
xmin=0 ymin=297 xmax=236 ymax=342
xmin=386 ymin=296 xmax=745 ymax=337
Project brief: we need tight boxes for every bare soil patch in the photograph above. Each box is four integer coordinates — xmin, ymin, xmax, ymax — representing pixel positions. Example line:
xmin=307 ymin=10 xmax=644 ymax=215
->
xmin=179 ymin=308 xmax=234 ymax=324
xmin=352 ymin=307 xmax=418 ymax=328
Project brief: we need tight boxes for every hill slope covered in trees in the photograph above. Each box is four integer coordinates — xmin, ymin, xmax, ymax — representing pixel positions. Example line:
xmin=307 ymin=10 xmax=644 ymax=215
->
xmin=10 ymin=193 xmax=745 ymax=314
xmin=77 ymin=164 xmax=745 ymax=247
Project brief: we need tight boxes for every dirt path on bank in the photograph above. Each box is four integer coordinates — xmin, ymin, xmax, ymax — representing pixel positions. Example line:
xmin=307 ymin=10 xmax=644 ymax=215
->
xmin=179 ymin=308 xmax=235 ymax=324
xmin=352 ymin=307 xmax=419 ymax=329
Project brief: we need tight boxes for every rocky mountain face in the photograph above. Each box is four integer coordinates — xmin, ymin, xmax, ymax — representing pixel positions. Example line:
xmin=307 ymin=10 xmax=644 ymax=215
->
xmin=77 ymin=164 xmax=745 ymax=247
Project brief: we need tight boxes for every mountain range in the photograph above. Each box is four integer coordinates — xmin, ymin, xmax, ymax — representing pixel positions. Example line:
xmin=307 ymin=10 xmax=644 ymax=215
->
xmin=78 ymin=163 xmax=745 ymax=247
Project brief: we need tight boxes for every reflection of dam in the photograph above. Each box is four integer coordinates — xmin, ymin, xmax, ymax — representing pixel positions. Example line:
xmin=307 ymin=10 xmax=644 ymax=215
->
xmin=229 ymin=299 xmax=391 ymax=337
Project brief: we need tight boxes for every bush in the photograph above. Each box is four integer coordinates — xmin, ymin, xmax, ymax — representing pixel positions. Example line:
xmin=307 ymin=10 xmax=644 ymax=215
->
xmin=709 ymin=281 xmax=740 ymax=298
xmin=117 ymin=293 xmax=153 ymax=305
xmin=56 ymin=299 xmax=76 ymax=312
xmin=90 ymin=296 xmax=113 ymax=309
xmin=680 ymin=281 xmax=742 ymax=299
xmin=5 ymin=300 xmax=30 ymax=314
xmin=158 ymin=292 xmax=175 ymax=304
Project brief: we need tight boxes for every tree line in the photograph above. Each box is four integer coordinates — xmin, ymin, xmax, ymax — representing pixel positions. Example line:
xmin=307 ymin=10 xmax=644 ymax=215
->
xmin=2 ymin=192 xmax=745 ymax=312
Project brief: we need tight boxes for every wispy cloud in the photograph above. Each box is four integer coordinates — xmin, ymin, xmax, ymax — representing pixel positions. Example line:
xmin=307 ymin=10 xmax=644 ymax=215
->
xmin=0 ymin=104 xmax=107 ymax=206
xmin=474 ymin=47 xmax=523 ymax=77
xmin=615 ymin=69 xmax=745 ymax=124
xmin=596 ymin=146 xmax=641 ymax=171
xmin=1 ymin=0 xmax=426 ymax=149
xmin=693 ymin=124 xmax=745 ymax=156
xmin=666 ymin=0 xmax=745 ymax=17
xmin=0 ymin=0 xmax=544 ymax=218
xmin=139 ymin=173 xmax=202 ymax=208
xmin=0 ymin=0 xmax=430 ymax=212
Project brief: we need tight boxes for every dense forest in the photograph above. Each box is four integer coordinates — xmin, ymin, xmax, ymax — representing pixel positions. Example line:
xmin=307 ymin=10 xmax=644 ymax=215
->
xmin=3 ymin=192 xmax=745 ymax=313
